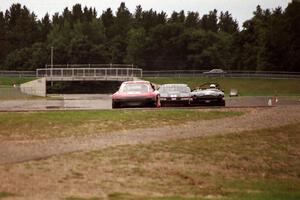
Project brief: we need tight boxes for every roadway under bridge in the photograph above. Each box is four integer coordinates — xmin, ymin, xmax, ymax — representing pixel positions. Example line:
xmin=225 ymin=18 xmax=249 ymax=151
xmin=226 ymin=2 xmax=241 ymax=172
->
xmin=20 ymin=67 xmax=143 ymax=97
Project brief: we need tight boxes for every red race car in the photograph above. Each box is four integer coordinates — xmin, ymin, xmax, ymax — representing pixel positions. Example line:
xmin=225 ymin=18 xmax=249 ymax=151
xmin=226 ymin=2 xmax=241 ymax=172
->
xmin=112 ymin=81 xmax=160 ymax=108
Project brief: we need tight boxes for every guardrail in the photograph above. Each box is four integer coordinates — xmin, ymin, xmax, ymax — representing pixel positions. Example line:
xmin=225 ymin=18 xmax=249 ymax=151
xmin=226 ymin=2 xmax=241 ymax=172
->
xmin=0 ymin=70 xmax=36 ymax=77
xmin=0 ymin=69 xmax=300 ymax=79
xmin=36 ymin=68 xmax=143 ymax=81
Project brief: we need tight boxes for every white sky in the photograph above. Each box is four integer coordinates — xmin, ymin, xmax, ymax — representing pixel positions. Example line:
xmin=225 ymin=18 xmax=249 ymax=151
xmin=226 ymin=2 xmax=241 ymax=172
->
xmin=0 ymin=0 xmax=291 ymax=27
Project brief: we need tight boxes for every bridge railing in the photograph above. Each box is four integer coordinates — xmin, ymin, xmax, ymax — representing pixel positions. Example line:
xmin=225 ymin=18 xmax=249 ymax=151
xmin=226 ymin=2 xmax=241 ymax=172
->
xmin=44 ymin=64 xmax=134 ymax=68
xmin=36 ymin=68 xmax=143 ymax=80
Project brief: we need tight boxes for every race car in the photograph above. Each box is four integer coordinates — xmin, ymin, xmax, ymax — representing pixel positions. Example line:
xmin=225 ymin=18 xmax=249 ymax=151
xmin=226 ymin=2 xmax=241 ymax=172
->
xmin=158 ymin=84 xmax=192 ymax=106
xmin=191 ymin=83 xmax=225 ymax=106
xmin=112 ymin=81 xmax=160 ymax=108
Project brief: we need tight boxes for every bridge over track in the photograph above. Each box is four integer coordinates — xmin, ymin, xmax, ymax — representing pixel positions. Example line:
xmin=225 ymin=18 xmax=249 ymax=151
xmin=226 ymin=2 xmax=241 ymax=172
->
xmin=20 ymin=65 xmax=143 ymax=97
xmin=36 ymin=67 xmax=143 ymax=81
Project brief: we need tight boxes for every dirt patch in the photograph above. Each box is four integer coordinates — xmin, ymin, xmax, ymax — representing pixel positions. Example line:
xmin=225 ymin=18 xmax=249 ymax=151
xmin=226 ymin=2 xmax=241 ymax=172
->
xmin=0 ymin=105 xmax=300 ymax=166
xmin=0 ymin=122 xmax=299 ymax=200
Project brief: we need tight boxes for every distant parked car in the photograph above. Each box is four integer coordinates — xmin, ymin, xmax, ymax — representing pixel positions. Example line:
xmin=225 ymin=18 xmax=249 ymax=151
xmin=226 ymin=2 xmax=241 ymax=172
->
xmin=158 ymin=84 xmax=191 ymax=106
xmin=191 ymin=83 xmax=225 ymax=106
xmin=112 ymin=81 xmax=160 ymax=108
xmin=203 ymin=69 xmax=226 ymax=76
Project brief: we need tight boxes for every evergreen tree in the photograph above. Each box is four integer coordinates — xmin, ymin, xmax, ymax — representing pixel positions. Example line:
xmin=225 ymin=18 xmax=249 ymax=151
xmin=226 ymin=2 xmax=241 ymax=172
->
xmin=201 ymin=9 xmax=218 ymax=32
xmin=185 ymin=12 xmax=200 ymax=28
xmin=101 ymin=8 xmax=114 ymax=39
xmin=218 ymin=11 xmax=238 ymax=34
xmin=0 ymin=2 xmax=299 ymax=71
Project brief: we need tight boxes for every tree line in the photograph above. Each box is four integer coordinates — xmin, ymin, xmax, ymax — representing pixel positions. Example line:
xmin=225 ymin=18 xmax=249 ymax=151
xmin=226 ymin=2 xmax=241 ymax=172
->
xmin=0 ymin=1 xmax=299 ymax=71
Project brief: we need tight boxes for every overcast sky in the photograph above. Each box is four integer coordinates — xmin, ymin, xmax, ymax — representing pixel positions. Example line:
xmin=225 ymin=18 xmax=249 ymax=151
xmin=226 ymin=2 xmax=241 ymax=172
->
xmin=0 ymin=0 xmax=291 ymax=27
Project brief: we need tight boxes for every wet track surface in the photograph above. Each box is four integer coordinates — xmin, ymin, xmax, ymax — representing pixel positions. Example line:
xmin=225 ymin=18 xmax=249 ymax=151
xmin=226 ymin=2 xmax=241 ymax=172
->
xmin=0 ymin=94 xmax=299 ymax=111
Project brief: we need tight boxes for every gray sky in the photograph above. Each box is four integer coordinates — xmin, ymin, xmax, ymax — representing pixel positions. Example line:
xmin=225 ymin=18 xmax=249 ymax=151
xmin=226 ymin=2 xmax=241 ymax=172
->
xmin=0 ymin=0 xmax=291 ymax=27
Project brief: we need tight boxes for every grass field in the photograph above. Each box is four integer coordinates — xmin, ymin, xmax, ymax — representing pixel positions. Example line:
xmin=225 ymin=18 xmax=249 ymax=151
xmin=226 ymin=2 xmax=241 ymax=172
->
xmin=83 ymin=123 xmax=299 ymax=200
xmin=0 ymin=77 xmax=36 ymax=86
xmin=0 ymin=76 xmax=299 ymax=97
xmin=4 ymin=123 xmax=298 ymax=200
xmin=63 ymin=123 xmax=300 ymax=200
xmin=0 ymin=77 xmax=40 ymax=100
xmin=144 ymin=77 xmax=300 ymax=96
xmin=0 ymin=109 xmax=242 ymax=140
xmin=0 ymin=87 xmax=43 ymax=100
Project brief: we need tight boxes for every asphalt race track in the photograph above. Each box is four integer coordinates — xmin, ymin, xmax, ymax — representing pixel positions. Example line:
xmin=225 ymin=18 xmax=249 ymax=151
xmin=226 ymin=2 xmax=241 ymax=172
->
xmin=0 ymin=94 xmax=299 ymax=111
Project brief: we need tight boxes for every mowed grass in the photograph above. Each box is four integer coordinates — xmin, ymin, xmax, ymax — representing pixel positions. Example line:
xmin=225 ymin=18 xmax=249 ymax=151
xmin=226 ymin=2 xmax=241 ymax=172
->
xmin=57 ymin=123 xmax=300 ymax=200
xmin=0 ymin=77 xmax=36 ymax=86
xmin=0 ymin=77 xmax=41 ymax=100
xmin=0 ymin=192 xmax=15 ymax=199
xmin=0 ymin=87 xmax=43 ymax=100
xmin=144 ymin=77 xmax=300 ymax=96
xmin=0 ymin=109 xmax=242 ymax=140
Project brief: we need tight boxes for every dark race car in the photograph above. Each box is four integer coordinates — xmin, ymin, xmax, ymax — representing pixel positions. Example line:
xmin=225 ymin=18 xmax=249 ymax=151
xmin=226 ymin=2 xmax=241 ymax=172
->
xmin=158 ymin=84 xmax=192 ymax=106
xmin=191 ymin=83 xmax=225 ymax=106
xmin=112 ymin=81 xmax=160 ymax=108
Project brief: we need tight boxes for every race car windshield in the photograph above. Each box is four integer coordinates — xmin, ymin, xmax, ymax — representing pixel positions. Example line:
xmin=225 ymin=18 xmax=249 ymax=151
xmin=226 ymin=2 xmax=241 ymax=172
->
xmin=159 ymin=85 xmax=190 ymax=93
xmin=122 ymin=84 xmax=149 ymax=93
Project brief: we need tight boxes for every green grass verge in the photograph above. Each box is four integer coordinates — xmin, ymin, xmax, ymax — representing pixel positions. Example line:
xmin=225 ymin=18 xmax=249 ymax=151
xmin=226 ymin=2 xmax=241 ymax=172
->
xmin=78 ymin=123 xmax=300 ymax=200
xmin=0 ymin=109 xmax=242 ymax=140
xmin=0 ymin=87 xmax=44 ymax=100
xmin=0 ymin=77 xmax=41 ymax=100
xmin=65 ymin=197 xmax=100 ymax=200
xmin=0 ymin=192 xmax=15 ymax=199
xmin=144 ymin=77 xmax=300 ymax=96
xmin=0 ymin=77 xmax=36 ymax=86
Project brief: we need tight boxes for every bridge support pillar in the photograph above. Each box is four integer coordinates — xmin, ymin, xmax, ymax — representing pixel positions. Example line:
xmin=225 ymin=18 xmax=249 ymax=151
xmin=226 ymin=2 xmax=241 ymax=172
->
xmin=20 ymin=78 xmax=46 ymax=97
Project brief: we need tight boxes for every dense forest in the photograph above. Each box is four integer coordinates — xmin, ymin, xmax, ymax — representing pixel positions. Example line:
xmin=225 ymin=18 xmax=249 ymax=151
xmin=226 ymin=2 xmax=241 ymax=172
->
xmin=0 ymin=1 xmax=299 ymax=71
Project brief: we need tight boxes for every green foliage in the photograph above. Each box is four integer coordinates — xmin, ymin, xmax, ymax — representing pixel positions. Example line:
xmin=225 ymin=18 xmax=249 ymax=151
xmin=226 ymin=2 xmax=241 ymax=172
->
xmin=218 ymin=11 xmax=239 ymax=34
xmin=201 ymin=9 xmax=218 ymax=32
xmin=0 ymin=1 xmax=299 ymax=71
xmin=126 ymin=28 xmax=147 ymax=66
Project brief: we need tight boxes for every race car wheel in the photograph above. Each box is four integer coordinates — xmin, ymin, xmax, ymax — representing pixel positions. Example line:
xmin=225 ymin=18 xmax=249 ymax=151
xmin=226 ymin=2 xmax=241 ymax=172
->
xmin=112 ymin=101 xmax=120 ymax=109
xmin=218 ymin=99 xmax=225 ymax=106
xmin=154 ymin=95 xmax=161 ymax=108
